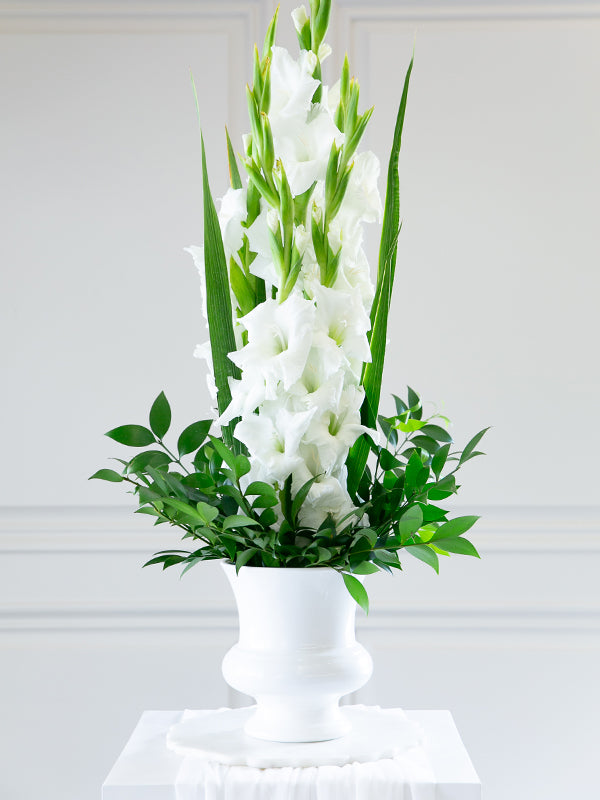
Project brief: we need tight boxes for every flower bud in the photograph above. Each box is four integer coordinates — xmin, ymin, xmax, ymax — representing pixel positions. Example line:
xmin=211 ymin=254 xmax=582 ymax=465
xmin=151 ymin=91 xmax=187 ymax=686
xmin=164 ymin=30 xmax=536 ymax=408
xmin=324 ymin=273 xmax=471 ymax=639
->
xmin=292 ymin=5 xmax=309 ymax=35
xmin=261 ymin=113 xmax=275 ymax=174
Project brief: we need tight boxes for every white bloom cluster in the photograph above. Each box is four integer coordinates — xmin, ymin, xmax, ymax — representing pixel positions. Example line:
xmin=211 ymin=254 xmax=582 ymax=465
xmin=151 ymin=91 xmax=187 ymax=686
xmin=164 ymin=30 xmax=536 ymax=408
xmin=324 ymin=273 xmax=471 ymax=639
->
xmin=191 ymin=24 xmax=383 ymax=529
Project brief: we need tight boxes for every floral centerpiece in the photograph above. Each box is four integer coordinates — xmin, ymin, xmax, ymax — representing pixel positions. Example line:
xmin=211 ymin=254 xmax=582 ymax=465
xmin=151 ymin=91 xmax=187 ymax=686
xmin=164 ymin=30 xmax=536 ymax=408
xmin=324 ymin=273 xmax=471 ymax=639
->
xmin=92 ymin=1 xmax=487 ymax=615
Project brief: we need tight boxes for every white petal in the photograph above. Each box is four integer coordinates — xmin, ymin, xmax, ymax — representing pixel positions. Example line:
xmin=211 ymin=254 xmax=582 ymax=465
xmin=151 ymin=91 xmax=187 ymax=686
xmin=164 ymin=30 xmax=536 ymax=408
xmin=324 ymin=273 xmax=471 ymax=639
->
xmin=185 ymin=245 xmax=207 ymax=322
xmin=218 ymin=187 xmax=246 ymax=261
xmin=291 ymin=5 xmax=309 ymax=34
xmin=193 ymin=341 xmax=217 ymax=405
xmin=229 ymin=294 xmax=316 ymax=392
xmin=269 ymin=46 xmax=319 ymax=121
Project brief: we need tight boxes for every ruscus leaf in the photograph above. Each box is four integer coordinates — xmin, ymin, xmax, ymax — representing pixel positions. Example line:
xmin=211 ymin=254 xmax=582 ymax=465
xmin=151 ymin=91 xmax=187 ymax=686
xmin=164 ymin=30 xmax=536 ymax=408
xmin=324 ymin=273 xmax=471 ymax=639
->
xmin=177 ymin=420 xmax=212 ymax=457
xmin=342 ymin=573 xmax=369 ymax=614
xmin=89 ymin=469 xmax=123 ymax=482
xmin=432 ymin=515 xmax=480 ymax=541
xmin=149 ymin=391 xmax=171 ymax=439
xmin=105 ymin=425 xmax=155 ymax=447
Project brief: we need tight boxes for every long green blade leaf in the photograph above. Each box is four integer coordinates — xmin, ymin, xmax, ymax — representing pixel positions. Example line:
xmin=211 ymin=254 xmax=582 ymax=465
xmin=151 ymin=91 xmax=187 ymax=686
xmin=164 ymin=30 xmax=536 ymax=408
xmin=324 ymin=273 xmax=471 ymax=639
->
xmin=346 ymin=56 xmax=413 ymax=498
xmin=191 ymin=75 xmax=241 ymax=451
xmin=200 ymin=133 xmax=241 ymax=449
xmin=225 ymin=127 xmax=242 ymax=189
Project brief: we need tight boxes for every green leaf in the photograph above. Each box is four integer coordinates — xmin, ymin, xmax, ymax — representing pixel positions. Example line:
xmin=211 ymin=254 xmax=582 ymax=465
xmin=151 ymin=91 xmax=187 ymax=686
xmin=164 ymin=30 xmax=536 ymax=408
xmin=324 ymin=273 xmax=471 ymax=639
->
xmin=180 ymin=557 xmax=205 ymax=577
xmin=149 ymin=391 xmax=171 ymax=439
xmin=234 ymin=454 xmax=251 ymax=479
xmin=208 ymin=436 xmax=237 ymax=472
xmin=259 ymin=508 xmax=278 ymax=527
xmin=420 ymin=503 xmax=448 ymax=523
xmin=128 ymin=450 xmax=171 ymax=473
xmin=393 ymin=394 xmax=408 ymax=416
xmin=182 ymin=472 xmax=214 ymax=490
xmin=225 ymin=126 xmax=242 ymax=189
xmin=177 ymin=420 xmax=212 ymax=457
xmin=246 ymin=481 xmax=276 ymax=496
xmin=105 ymin=424 xmax=155 ymax=447
xmin=410 ymin=435 xmax=440 ymax=454
xmin=89 ymin=468 xmax=123 ymax=482
xmin=197 ymin=125 xmax=241 ymax=450
xmin=431 ymin=443 xmax=451 ymax=479
xmin=222 ymin=514 xmax=260 ymax=530
xmin=396 ymin=418 xmax=426 ymax=433
xmin=407 ymin=385 xmax=421 ymax=416
xmin=405 ymin=451 xmax=426 ymax=488
xmin=398 ymin=505 xmax=423 ymax=540
xmin=280 ymin=475 xmax=293 ymax=526
xmin=342 ymin=573 xmax=369 ymax=614
xmin=463 ymin=450 xmax=485 ymax=462
xmin=431 ymin=515 xmax=480 ymax=541
xmin=419 ymin=424 xmax=452 ymax=443
xmin=252 ymin=493 xmax=278 ymax=509
xmin=433 ymin=537 xmax=480 ymax=557
xmin=373 ymin=549 xmax=400 ymax=566
xmin=346 ymin=57 xmax=413 ymax=498
xmin=379 ymin=448 xmax=402 ymax=470
xmin=261 ymin=5 xmax=279 ymax=60
xmin=459 ymin=427 xmax=490 ymax=465
xmin=378 ymin=415 xmax=399 ymax=446
xmin=428 ymin=474 xmax=456 ymax=500
xmin=405 ymin=543 xmax=439 ymax=573
xmin=162 ymin=497 xmax=205 ymax=521
xmin=291 ymin=475 xmax=319 ymax=522
xmin=196 ymin=502 xmax=219 ymax=525
xmin=351 ymin=561 xmax=380 ymax=575
xmin=235 ymin=548 xmax=258 ymax=572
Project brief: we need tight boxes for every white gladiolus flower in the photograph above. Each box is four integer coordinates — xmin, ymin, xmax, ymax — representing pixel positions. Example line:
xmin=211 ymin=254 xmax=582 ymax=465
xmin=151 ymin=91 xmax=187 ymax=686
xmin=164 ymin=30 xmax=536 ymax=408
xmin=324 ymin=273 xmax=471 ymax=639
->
xmin=245 ymin=204 xmax=281 ymax=288
xmin=218 ymin=187 xmax=246 ymax=262
xmin=193 ymin=36 xmax=386 ymax=529
xmin=273 ymin=105 xmax=344 ymax=195
xmin=230 ymin=294 xmax=315 ymax=391
xmin=290 ymin=344 xmax=345 ymax=402
xmin=338 ymin=151 xmax=383 ymax=226
xmin=311 ymin=284 xmax=372 ymax=375
xmin=185 ymin=245 xmax=207 ymax=322
xmin=269 ymin=47 xmax=318 ymax=122
xmin=293 ymin=469 xmax=358 ymax=530
xmin=317 ymin=42 xmax=332 ymax=62
xmin=236 ymin=404 xmax=315 ymax=484
xmin=193 ymin=341 xmax=217 ymax=405
xmin=219 ymin=374 xmax=267 ymax=426
xmin=302 ymin=385 xmax=367 ymax=474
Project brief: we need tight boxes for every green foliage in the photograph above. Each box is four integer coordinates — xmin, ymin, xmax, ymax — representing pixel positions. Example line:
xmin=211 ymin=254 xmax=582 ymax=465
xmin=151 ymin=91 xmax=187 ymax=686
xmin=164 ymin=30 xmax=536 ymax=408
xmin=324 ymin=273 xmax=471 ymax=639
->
xmin=346 ymin=56 xmax=413 ymax=497
xmin=92 ymin=390 xmax=487 ymax=612
xmin=200 ymin=133 xmax=241 ymax=450
xmin=92 ymin=9 xmax=489 ymax=613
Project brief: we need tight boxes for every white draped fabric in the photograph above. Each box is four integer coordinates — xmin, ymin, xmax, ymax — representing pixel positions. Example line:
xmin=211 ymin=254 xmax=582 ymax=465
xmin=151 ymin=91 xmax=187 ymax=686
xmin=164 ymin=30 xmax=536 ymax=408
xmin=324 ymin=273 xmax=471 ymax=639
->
xmin=103 ymin=709 xmax=481 ymax=800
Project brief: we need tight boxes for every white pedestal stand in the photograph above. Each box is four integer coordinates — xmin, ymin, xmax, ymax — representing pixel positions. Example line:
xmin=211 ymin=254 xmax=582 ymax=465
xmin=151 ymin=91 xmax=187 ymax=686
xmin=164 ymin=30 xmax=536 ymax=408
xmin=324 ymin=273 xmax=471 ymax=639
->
xmin=103 ymin=707 xmax=482 ymax=800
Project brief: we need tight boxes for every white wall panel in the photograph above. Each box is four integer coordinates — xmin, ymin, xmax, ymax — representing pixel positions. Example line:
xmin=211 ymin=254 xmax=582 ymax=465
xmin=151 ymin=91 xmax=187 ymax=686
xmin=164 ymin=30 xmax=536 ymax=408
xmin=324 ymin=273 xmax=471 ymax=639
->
xmin=0 ymin=1 xmax=262 ymax=507
xmin=334 ymin=6 xmax=600 ymax=508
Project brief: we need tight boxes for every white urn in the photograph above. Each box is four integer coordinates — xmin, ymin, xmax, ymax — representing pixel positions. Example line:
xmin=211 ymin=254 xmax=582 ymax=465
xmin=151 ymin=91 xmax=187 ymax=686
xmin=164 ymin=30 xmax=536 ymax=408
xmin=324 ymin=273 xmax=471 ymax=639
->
xmin=221 ymin=563 xmax=373 ymax=743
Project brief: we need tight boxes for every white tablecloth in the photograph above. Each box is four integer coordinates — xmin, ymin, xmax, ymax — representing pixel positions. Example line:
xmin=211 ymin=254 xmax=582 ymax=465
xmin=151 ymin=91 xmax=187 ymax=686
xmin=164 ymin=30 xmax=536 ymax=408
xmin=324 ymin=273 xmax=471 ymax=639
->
xmin=174 ymin=747 xmax=434 ymax=800
xmin=103 ymin=709 xmax=481 ymax=800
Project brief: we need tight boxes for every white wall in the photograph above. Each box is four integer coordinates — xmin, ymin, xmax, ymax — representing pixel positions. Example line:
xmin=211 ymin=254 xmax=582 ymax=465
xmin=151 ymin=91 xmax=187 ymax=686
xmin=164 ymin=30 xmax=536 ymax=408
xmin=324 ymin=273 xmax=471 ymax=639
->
xmin=1 ymin=2 xmax=599 ymax=799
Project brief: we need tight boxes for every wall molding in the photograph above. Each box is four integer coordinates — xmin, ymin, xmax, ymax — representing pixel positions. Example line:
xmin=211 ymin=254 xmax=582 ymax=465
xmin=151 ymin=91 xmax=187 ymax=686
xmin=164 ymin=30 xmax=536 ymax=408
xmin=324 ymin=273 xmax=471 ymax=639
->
xmin=1 ymin=505 xmax=598 ymax=636
xmin=0 ymin=1 xmax=267 ymax=25
xmin=2 ymin=601 xmax=598 ymax=635
xmin=1 ymin=505 xmax=598 ymax=554
xmin=335 ymin=1 xmax=600 ymax=22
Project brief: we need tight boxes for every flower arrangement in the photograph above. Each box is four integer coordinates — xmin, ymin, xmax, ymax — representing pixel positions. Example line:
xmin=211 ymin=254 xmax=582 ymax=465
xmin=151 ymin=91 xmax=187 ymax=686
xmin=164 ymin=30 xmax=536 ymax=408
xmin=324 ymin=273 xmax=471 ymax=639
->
xmin=91 ymin=0 xmax=487 ymax=612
